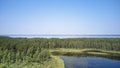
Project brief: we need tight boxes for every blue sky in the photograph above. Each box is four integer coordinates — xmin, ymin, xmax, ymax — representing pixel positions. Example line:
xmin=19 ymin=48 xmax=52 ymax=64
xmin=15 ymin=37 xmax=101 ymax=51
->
xmin=0 ymin=0 xmax=120 ymax=35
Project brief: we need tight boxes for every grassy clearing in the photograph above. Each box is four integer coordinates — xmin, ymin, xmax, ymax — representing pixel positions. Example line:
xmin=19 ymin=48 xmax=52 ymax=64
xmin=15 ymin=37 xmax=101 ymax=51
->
xmin=49 ymin=56 xmax=64 ymax=68
xmin=0 ymin=49 xmax=119 ymax=68
xmin=48 ymin=48 xmax=120 ymax=68
xmin=50 ymin=48 xmax=120 ymax=59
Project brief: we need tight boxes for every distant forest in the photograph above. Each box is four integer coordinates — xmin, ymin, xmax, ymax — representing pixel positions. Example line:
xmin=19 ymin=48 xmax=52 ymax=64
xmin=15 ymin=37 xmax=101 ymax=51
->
xmin=0 ymin=36 xmax=120 ymax=67
xmin=1 ymin=36 xmax=120 ymax=51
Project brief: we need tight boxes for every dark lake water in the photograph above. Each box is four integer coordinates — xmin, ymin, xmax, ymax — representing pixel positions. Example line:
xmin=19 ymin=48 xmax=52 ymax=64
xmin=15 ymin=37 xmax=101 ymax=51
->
xmin=61 ymin=56 xmax=120 ymax=68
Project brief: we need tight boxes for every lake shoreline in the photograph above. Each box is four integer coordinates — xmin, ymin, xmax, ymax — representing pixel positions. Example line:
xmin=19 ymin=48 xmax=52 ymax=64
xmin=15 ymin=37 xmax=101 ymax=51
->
xmin=51 ymin=56 xmax=64 ymax=68
xmin=50 ymin=48 xmax=120 ymax=68
xmin=0 ymin=37 xmax=120 ymax=68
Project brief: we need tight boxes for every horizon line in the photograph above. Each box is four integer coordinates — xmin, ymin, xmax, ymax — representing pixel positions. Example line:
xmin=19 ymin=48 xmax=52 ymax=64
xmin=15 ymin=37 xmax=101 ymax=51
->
xmin=0 ymin=34 xmax=120 ymax=36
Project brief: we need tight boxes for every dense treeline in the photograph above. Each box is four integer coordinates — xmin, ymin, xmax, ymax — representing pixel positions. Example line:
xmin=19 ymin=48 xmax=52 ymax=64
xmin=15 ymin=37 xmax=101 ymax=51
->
xmin=0 ymin=36 xmax=120 ymax=52
xmin=49 ymin=38 xmax=120 ymax=51
xmin=0 ymin=36 xmax=51 ymax=68
xmin=0 ymin=36 xmax=120 ymax=67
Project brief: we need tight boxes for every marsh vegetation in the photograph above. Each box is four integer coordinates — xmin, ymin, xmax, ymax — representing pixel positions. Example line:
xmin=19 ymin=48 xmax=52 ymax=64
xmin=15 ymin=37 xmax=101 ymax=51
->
xmin=0 ymin=36 xmax=120 ymax=68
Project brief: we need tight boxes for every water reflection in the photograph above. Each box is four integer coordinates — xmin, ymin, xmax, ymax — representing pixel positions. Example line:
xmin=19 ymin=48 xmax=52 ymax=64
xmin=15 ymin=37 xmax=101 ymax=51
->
xmin=61 ymin=56 xmax=120 ymax=68
xmin=61 ymin=56 xmax=88 ymax=68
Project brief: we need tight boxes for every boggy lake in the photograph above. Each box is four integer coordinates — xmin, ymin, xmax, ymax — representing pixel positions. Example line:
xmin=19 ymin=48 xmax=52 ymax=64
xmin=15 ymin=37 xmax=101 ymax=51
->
xmin=61 ymin=56 xmax=120 ymax=68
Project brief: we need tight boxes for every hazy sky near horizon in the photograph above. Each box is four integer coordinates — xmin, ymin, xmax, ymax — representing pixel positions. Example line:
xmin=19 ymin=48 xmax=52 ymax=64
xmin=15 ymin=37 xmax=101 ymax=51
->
xmin=0 ymin=0 xmax=120 ymax=35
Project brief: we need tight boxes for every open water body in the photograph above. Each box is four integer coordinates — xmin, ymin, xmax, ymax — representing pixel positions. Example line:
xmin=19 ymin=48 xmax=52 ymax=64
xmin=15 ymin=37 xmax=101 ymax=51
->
xmin=61 ymin=56 xmax=120 ymax=68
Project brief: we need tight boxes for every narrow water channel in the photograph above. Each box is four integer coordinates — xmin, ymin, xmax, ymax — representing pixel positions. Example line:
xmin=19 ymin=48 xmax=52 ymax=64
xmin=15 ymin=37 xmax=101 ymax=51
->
xmin=61 ymin=56 xmax=120 ymax=68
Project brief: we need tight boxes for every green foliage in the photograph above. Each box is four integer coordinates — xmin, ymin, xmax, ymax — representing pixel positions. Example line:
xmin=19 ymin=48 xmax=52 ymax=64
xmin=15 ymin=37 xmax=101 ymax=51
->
xmin=0 ymin=37 xmax=51 ymax=67
xmin=0 ymin=37 xmax=120 ymax=68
